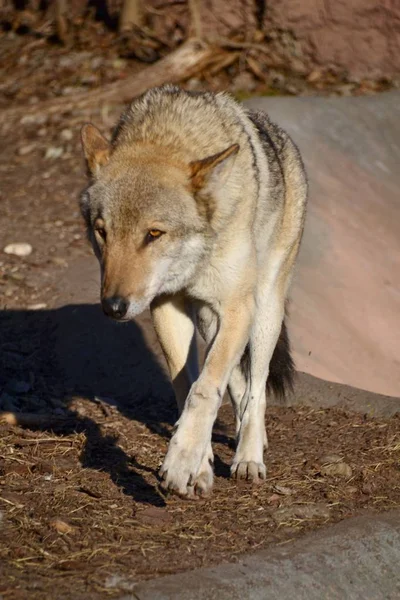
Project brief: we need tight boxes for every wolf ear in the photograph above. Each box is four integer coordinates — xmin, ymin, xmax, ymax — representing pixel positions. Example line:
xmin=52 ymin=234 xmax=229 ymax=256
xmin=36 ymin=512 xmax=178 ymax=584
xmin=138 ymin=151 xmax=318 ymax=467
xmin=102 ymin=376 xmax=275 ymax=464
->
xmin=81 ymin=124 xmax=111 ymax=177
xmin=190 ymin=143 xmax=240 ymax=192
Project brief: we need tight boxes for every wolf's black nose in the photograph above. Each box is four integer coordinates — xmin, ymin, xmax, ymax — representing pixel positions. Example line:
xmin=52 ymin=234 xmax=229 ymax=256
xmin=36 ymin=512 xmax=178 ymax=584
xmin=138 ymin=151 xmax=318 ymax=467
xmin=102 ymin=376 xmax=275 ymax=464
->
xmin=102 ymin=296 xmax=128 ymax=320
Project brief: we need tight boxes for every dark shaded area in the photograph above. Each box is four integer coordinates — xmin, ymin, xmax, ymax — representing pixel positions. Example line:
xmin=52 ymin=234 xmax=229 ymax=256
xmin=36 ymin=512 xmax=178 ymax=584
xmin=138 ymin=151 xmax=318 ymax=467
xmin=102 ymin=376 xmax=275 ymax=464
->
xmin=0 ymin=303 xmax=176 ymax=506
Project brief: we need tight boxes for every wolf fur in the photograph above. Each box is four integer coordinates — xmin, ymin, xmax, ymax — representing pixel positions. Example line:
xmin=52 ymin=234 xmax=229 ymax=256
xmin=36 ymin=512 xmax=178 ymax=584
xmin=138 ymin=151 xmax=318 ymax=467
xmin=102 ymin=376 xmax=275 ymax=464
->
xmin=80 ymin=84 xmax=307 ymax=498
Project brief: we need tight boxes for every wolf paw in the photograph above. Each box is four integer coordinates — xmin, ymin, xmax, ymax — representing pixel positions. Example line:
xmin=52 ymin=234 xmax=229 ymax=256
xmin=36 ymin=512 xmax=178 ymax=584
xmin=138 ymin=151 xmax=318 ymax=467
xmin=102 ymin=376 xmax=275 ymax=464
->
xmin=160 ymin=443 xmax=214 ymax=499
xmin=231 ymin=460 xmax=266 ymax=483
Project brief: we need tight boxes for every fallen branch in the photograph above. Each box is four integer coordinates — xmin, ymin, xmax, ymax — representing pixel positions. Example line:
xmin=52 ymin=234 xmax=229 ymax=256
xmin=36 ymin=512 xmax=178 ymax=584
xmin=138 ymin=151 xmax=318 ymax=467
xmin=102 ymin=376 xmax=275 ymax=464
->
xmin=0 ymin=39 xmax=224 ymax=127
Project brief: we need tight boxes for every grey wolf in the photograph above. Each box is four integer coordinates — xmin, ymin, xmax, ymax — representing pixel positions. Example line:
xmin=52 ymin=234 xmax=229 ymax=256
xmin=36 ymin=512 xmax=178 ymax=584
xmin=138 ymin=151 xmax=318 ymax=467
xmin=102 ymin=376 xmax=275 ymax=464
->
xmin=79 ymin=84 xmax=307 ymax=498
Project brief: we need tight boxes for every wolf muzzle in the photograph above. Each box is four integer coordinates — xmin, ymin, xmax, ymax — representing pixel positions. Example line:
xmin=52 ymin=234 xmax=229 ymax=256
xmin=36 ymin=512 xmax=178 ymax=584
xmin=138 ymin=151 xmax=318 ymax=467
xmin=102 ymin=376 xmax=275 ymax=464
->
xmin=101 ymin=296 xmax=128 ymax=320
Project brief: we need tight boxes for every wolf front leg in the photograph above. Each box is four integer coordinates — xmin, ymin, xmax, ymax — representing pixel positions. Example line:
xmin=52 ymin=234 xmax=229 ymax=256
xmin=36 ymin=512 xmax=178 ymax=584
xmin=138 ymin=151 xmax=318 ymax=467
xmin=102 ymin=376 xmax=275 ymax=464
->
xmin=152 ymin=295 xmax=216 ymax=497
xmin=160 ymin=296 xmax=254 ymax=498
xmin=151 ymin=294 xmax=199 ymax=415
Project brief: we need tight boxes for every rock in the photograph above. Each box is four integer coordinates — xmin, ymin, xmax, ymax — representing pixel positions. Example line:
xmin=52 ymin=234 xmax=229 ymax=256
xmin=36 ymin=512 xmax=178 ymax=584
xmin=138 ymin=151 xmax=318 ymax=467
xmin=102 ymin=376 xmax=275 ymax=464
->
xmin=27 ymin=303 xmax=47 ymax=310
xmin=20 ymin=114 xmax=47 ymax=126
xmin=321 ymin=462 xmax=353 ymax=478
xmin=320 ymin=454 xmax=344 ymax=465
xmin=272 ymin=503 xmax=330 ymax=524
xmin=307 ymin=69 xmax=323 ymax=83
xmin=17 ymin=144 xmax=36 ymax=156
xmin=4 ymin=243 xmax=32 ymax=257
xmin=60 ymin=129 xmax=73 ymax=142
xmin=105 ymin=574 xmax=136 ymax=591
xmin=286 ymin=84 xmax=299 ymax=95
xmin=274 ymin=485 xmax=293 ymax=496
xmin=111 ymin=58 xmax=127 ymax=70
xmin=44 ymin=146 xmax=64 ymax=160
xmin=186 ymin=78 xmax=202 ymax=91
xmin=50 ymin=518 xmax=73 ymax=534
xmin=267 ymin=493 xmax=281 ymax=504
xmin=290 ymin=57 xmax=308 ymax=75
xmin=232 ymin=71 xmax=257 ymax=92
xmin=50 ymin=257 xmax=68 ymax=267
xmin=91 ymin=57 xmax=103 ymax=70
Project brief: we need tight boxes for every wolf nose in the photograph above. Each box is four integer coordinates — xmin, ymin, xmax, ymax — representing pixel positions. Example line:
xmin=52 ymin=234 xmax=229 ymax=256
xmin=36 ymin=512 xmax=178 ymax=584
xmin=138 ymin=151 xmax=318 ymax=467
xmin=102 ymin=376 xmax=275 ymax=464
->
xmin=102 ymin=296 xmax=128 ymax=320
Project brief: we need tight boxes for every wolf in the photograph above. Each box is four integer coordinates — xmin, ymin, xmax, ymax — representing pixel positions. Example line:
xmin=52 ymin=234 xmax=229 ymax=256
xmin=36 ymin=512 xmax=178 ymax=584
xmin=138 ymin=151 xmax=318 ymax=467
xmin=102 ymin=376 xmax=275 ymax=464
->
xmin=80 ymin=84 xmax=307 ymax=498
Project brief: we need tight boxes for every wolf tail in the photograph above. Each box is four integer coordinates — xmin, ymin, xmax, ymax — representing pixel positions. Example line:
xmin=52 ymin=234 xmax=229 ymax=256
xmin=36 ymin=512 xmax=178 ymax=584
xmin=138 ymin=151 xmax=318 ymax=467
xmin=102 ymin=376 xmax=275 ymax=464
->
xmin=266 ymin=318 xmax=295 ymax=400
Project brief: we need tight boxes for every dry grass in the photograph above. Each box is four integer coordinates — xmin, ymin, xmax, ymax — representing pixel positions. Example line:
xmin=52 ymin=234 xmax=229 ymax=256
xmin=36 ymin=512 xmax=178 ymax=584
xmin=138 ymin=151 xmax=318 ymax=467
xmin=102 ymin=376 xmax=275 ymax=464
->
xmin=0 ymin=399 xmax=399 ymax=599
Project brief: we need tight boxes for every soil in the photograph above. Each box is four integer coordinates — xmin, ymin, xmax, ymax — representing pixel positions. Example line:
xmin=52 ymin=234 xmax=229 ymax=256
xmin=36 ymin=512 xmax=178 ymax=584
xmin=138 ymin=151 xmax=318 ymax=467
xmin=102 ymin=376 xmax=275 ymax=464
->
xmin=0 ymin=10 xmax=400 ymax=600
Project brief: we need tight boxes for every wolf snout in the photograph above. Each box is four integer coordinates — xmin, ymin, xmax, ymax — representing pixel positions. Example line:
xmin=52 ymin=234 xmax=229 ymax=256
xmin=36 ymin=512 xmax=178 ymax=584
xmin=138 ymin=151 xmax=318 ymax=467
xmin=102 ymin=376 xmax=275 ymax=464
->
xmin=101 ymin=296 xmax=128 ymax=320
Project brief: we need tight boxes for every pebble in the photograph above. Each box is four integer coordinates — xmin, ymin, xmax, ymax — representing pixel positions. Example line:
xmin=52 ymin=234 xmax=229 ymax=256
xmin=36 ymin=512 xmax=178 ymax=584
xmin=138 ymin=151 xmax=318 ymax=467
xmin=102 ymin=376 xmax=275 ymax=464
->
xmin=320 ymin=454 xmax=343 ymax=464
xmin=27 ymin=303 xmax=47 ymax=310
xmin=274 ymin=485 xmax=293 ymax=496
xmin=321 ymin=462 xmax=353 ymax=478
xmin=20 ymin=114 xmax=47 ymax=126
xmin=50 ymin=518 xmax=73 ymax=534
xmin=232 ymin=71 xmax=257 ymax=92
xmin=4 ymin=243 xmax=32 ymax=257
xmin=17 ymin=143 xmax=37 ymax=156
xmin=44 ymin=146 xmax=64 ymax=160
xmin=50 ymin=256 xmax=68 ymax=267
xmin=272 ymin=503 xmax=330 ymax=524
xmin=60 ymin=128 xmax=73 ymax=141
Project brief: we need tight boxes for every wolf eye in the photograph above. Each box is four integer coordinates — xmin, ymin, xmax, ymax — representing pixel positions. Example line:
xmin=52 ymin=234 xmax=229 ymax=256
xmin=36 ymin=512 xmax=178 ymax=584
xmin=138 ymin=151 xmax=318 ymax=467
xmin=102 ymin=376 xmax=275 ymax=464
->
xmin=146 ymin=229 xmax=164 ymax=243
xmin=95 ymin=227 xmax=106 ymax=241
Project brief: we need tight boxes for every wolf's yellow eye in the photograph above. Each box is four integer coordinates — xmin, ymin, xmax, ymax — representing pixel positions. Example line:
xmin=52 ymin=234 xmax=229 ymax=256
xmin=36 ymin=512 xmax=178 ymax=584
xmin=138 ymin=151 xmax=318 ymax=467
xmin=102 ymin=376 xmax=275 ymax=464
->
xmin=95 ymin=228 xmax=106 ymax=241
xmin=146 ymin=229 xmax=164 ymax=243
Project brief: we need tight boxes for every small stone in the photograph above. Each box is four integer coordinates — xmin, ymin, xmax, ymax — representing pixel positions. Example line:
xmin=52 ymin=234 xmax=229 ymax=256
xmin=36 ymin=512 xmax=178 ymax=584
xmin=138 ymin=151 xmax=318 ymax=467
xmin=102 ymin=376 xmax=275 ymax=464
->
xmin=4 ymin=243 xmax=32 ymax=257
xmin=112 ymin=58 xmax=127 ymax=70
xmin=274 ymin=485 xmax=293 ymax=496
xmin=17 ymin=144 xmax=36 ymax=156
xmin=44 ymin=146 xmax=64 ymax=160
xmin=320 ymin=454 xmax=343 ymax=465
xmin=286 ymin=84 xmax=299 ymax=95
xmin=186 ymin=78 xmax=202 ymax=91
xmin=307 ymin=69 xmax=322 ymax=83
xmin=272 ymin=503 xmax=330 ymax=524
xmin=321 ymin=462 xmax=353 ymax=479
xmin=91 ymin=57 xmax=103 ymax=70
xmin=267 ymin=493 xmax=281 ymax=504
xmin=290 ymin=57 xmax=308 ymax=75
xmin=27 ymin=303 xmax=47 ymax=310
xmin=50 ymin=518 xmax=73 ymax=534
xmin=232 ymin=71 xmax=257 ymax=92
xmin=20 ymin=114 xmax=47 ymax=126
xmin=60 ymin=129 xmax=73 ymax=142
xmin=50 ymin=257 xmax=68 ymax=267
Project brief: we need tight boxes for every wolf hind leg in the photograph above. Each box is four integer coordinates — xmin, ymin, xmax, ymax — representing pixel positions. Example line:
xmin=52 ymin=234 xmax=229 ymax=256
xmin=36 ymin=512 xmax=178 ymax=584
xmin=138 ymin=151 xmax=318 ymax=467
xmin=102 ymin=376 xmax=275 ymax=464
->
xmin=228 ymin=356 xmax=269 ymax=449
xmin=231 ymin=289 xmax=285 ymax=482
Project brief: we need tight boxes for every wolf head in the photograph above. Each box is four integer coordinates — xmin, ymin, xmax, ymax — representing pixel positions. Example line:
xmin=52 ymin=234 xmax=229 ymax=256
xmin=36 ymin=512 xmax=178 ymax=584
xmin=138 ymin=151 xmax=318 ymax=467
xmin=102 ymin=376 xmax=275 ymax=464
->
xmin=80 ymin=123 xmax=239 ymax=321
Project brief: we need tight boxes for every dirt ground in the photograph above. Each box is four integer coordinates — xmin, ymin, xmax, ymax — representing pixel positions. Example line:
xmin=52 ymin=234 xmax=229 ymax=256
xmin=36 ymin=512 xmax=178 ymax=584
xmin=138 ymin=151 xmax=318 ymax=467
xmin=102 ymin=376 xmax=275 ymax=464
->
xmin=1 ymin=14 xmax=400 ymax=600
